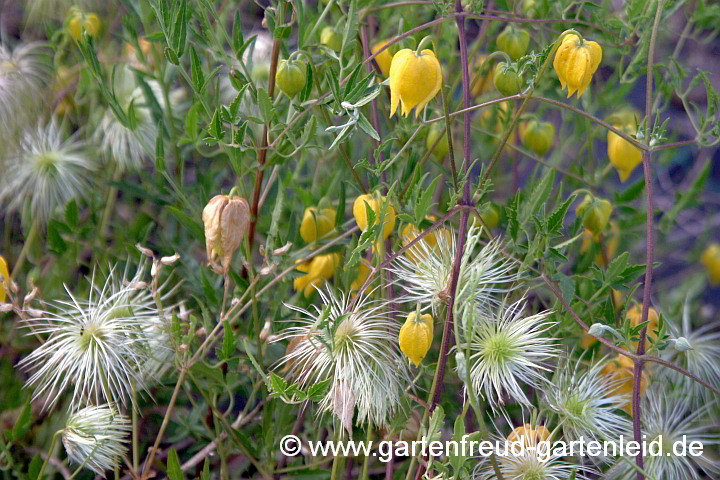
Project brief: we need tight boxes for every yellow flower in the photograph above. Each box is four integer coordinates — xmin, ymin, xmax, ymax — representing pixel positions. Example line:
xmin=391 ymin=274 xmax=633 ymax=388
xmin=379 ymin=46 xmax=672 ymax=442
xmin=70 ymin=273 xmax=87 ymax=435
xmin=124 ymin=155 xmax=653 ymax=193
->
xmin=471 ymin=55 xmax=494 ymax=97
xmin=601 ymin=355 xmax=649 ymax=416
xmin=398 ymin=311 xmax=434 ymax=365
xmin=576 ymin=194 xmax=612 ymax=236
xmin=552 ymin=34 xmax=602 ymax=98
xmin=293 ymin=253 xmax=341 ymax=298
xmin=608 ymin=124 xmax=643 ymax=182
xmin=371 ymin=41 xmax=394 ymax=77
xmin=299 ymin=207 xmax=336 ymax=244
xmin=401 ymin=217 xmax=450 ymax=263
xmin=353 ymin=194 xmax=396 ymax=240
xmin=626 ymin=304 xmax=659 ymax=350
xmin=0 ymin=256 xmax=10 ymax=303
xmin=67 ymin=8 xmax=101 ymax=41
xmin=702 ymin=243 xmax=720 ymax=285
xmin=507 ymin=424 xmax=550 ymax=446
xmin=389 ymin=49 xmax=443 ymax=118
xmin=350 ymin=262 xmax=373 ymax=296
xmin=580 ymin=221 xmax=619 ymax=266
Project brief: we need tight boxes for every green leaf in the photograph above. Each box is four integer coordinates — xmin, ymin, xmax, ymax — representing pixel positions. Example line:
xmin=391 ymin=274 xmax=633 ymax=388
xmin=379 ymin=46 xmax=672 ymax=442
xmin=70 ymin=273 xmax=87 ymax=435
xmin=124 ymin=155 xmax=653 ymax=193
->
xmin=166 ymin=206 xmax=204 ymax=241
xmin=547 ymin=194 xmax=574 ymax=236
xmin=307 ymin=378 xmax=333 ymax=401
xmin=166 ymin=448 xmax=184 ymax=480
xmin=27 ymin=453 xmax=43 ymax=480
xmin=341 ymin=0 xmax=358 ymax=54
xmin=65 ymin=199 xmax=77 ymax=228
xmin=605 ymin=251 xmax=630 ymax=284
xmin=201 ymin=458 xmax=211 ymax=480
xmin=521 ymin=169 xmax=555 ymax=225
xmin=47 ymin=220 xmax=68 ymax=255
xmin=299 ymin=62 xmax=313 ymax=103
xmin=185 ymin=103 xmax=201 ymax=141
xmin=256 ymin=87 xmax=274 ymax=124
xmin=170 ymin=0 xmax=188 ymax=58
xmin=325 ymin=69 xmax=342 ymax=109
xmin=614 ymin=178 xmax=645 ymax=203
xmin=335 ymin=181 xmax=346 ymax=228
xmin=156 ymin=120 xmax=165 ymax=172
xmin=10 ymin=400 xmax=31 ymax=442
xmin=209 ymin=109 xmax=225 ymax=141
xmin=232 ymin=10 xmax=244 ymax=53
xmin=449 ymin=415 xmax=468 ymax=473
xmin=552 ymin=272 xmax=575 ymax=302
xmin=222 ymin=320 xmax=236 ymax=360
xmin=164 ymin=47 xmax=180 ymax=65
xmin=190 ymin=47 xmax=204 ymax=93
xmin=356 ymin=112 xmax=380 ymax=141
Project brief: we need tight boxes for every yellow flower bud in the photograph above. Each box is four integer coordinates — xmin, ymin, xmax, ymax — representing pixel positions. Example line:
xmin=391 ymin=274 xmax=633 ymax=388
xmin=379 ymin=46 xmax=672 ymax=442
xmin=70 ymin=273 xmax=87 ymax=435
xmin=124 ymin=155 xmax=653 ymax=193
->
xmin=626 ymin=304 xmax=659 ymax=350
xmin=601 ymin=355 xmax=649 ymax=416
xmin=471 ymin=55 xmax=494 ymax=97
xmin=299 ymin=207 xmax=336 ymax=244
xmin=398 ymin=311 xmax=434 ymax=366
xmin=202 ymin=195 xmax=251 ymax=273
xmin=0 ymin=256 xmax=9 ymax=303
xmin=371 ymin=41 xmax=394 ymax=77
xmin=507 ymin=424 xmax=550 ymax=446
xmin=426 ymin=125 xmax=449 ymax=161
xmin=401 ymin=217 xmax=450 ymax=263
xmin=701 ymin=243 xmax=720 ymax=285
xmin=293 ymin=253 xmax=341 ymax=298
xmin=68 ymin=9 xmax=101 ymax=41
xmin=608 ymin=124 xmax=643 ymax=182
xmin=493 ymin=62 xmax=523 ymax=96
xmin=521 ymin=120 xmax=555 ymax=156
xmin=353 ymin=194 xmax=396 ymax=240
xmin=320 ymin=26 xmax=342 ymax=52
xmin=389 ymin=49 xmax=443 ymax=118
xmin=275 ymin=59 xmax=307 ymax=98
xmin=552 ymin=34 xmax=602 ymax=98
xmin=576 ymin=195 xmax=612 ymax=236
xmin=496 ymin=25 xmax=530 ymax=61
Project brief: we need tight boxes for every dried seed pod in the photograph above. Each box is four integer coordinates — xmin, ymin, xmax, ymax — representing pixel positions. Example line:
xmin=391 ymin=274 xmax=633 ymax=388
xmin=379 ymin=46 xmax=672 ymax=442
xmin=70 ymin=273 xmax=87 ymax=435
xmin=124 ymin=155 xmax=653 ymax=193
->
xmin=202 ymin=195 xmax=251 ymax=273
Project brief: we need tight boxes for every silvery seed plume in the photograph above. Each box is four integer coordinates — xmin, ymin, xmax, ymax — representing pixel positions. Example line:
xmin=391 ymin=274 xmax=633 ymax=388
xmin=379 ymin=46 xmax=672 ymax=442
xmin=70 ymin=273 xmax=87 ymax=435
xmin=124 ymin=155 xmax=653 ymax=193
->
xmin=458 ymin=296 xmax=558 ymax=409
xmin=473 ymin=419 xmax=595 ymax=480
xmin=0 ymin=118 xmax=95 ymax=226
xmin=0 ymin=42 xmax=51 ymax=147
xmin=605 ymin=386 xmax=720 ymax=480
xmin=274 ymin=287 xmax=410 ymax=433
xmin=391 ymin=224 xmax=521 ymax=318
xmin=62 ymin=405 xmax=130 ymax=476
xmin=18 ymin=263 xmax=171 ymax=411
xmin=94 ymin=65 xmax=178 ymax=171
xmin=542 ymin=354 xmax=632 ymax=457
xmin=661 ymin=294 xmax=720 ymax=408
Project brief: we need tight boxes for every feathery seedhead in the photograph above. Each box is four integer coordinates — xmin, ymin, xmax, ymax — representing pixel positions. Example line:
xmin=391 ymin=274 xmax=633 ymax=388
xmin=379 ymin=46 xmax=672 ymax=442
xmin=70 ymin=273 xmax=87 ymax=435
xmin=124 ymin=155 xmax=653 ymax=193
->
xmin=606 ymin=387 xmax=720 ymax=480
xmin=458 ymin=296 xmax=557 ymax=409
xmin=63 ymin=405 xmax=130 ymax=476
xmin=19 ymin=261 xmax=173 ymax=411
xmin=542 ymin=355 xmax=632 ymax=454
xmin=274 ymin=287 xmax=409 ymax=433
xmin=0 ymin=118 xmax=95 ymax=226
xmin=391 ymin=224 xmax=522 ymax=318
xmin=474 ymin=419 xmax=595 ymax=480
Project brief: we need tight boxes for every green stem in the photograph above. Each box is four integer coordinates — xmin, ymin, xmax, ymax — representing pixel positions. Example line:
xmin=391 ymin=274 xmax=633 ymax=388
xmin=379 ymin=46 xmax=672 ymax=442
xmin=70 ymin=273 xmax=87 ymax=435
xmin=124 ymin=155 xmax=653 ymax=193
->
xmin=36 ymin=430 xmax=62 ymax=480
xmin=97 ymin=165 xmax=124 ymax=247
xmin=12 ymin=219 xmax=38 ymax=275
xmin=132 ymin=381 xmax=139 ymax=475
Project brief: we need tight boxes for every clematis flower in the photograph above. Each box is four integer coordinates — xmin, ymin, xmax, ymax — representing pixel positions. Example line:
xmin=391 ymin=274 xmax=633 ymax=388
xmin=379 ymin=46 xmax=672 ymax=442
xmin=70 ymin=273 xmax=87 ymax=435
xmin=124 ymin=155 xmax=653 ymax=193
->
xmin=389 ymin=49 xmax=442 ymax=118
xmin=0 ymin=256 xmax=9 ymax=303
xmin=353 ymin=194 xmax=396 ymax=240
xmin=398 ymin=311 xmax=434 ymax=366
xmin=608 ymin=124 xmax=643 ymax=182
xmin=552 ymin=33 xmax=602 ymax=98
xmin=701 ymin=243 xmax=720 ymax=285
xmin=299 ymin=206 xmax=336 ymax=244
xmin=371 ymin=41 xmax=394 ymax=77
xmin=600 ymin=355 xmax=648 ymax=416
xmin=293 ymin=253 xmax=341 ymax=298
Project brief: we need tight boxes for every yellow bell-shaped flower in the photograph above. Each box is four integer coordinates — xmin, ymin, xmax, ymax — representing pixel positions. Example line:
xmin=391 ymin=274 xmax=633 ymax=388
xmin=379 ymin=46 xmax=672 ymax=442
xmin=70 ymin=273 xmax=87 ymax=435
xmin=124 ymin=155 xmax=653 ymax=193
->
xmin=293 ymin=253 xmax=341 ymax=298
xmin=389 ymin=49 xmax=443 ymax=118
xmin=608 ymin=124 xmax=643 ymax=182
xmin=507 ymin=424 xmax=550 ymax=446
xmin=626 ymin=304 xmax=659 ymax=350
xmin=353 ymin=194 xmax=396 ymax=240
xmin=67 ymin=8 xmax=101 ymax=41
xmin=401 ymin=217 xmax=450 ymax=263
xmin=552 ymin=34 xmax=602 ymax=98
xmin=601 ymin=355 xmax=649 ymax=416
xmin=371 ymin=40 xmax=394 ymax=77
xmin=0 ymin=256 xmax=10 ymax=303
xmin=471 ymin=55 xmax=494 ymax=97
xmin=299 ymin=207 xmax=336 ymax=244
xmin=398 ymin=311 xmax=434 ymax=366
xmin=701 ymin=243 xmax=720 ymax=285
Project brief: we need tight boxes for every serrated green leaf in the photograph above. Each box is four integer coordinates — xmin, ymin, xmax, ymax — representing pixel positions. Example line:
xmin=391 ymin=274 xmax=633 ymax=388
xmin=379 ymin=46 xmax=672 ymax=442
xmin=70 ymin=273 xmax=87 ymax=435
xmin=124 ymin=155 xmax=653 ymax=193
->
xmin=222 ymin=320 xmax=236 ymax=360
xmin=521 ymin=169 xmax=555 ymax=225
xmin=190 ymin=46 xmax=204 ymax=93
xmin=167 ymin=448 xmax=184 ymax=480
xmin=232 ymin=10 xmax=244 ymax=53
xmin=10 ymin=400 xmax=31 ymax=442
xmin=257 ymin=87 xmax=274 ymax=124
xmin=614 ymin=178 xmax=645 ymax=203
xmin=547 ymin=194 xmax=575 ymax=235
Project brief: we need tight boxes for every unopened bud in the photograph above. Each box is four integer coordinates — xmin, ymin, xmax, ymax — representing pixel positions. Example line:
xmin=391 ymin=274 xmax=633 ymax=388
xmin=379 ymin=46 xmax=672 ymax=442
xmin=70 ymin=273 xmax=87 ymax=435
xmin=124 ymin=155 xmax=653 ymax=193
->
xmin=259 ymin=320 xmax=272 ymax=341
xmin=10 ymin=281 xmax=19 ymax=294
xmin=195 ymin=327 xmax=207 ymax=338
xmin=258 ymin=264 xmax=275 ymax=276
xmin=160 ymin=253 xmax=181 ymax=265
xmin=178 ymin=344 xmax=189 ymax=353
xmin=136 ymin=243 xmax=154 ymax=257
xmin=202 ymin=194 xmax=251 ymax=274
xmin=127 ymin=281 xmax=149 ymax=290
xmin=23 ymin=287 xmax=39 ymax=306
xmin=151 ymin=261 xmax=159 ymax=278
xmin=272 ymin=242 xmax=293 ymax=256
xmin=0 ymin=303 xmax=13 ymax=313
xmin=26 ymin=308 xmax=44 ymax=318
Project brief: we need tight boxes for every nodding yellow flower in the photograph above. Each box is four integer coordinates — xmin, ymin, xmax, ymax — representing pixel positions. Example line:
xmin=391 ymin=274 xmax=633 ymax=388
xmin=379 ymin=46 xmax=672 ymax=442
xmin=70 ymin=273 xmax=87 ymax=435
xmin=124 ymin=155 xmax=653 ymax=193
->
xmin=580 ymin=221 xmax=619 ymax=266
xmin=371 ymin=41 xmax=394 ymax=77
xmin=293 ymin=253 xmax=341 ymax=298
xmin=507 ymin=424 xmax=550 ymax=446
xmin=398 ymin=311 xmax=434 ymax=366
xmin=299 ymin=207 xmax=336 ymax=244
xmin=608 ymin=124 xmax=643 ymax=182
xmin=353 ymin=194 xmax=396 ymax=240
xmin=521 ymin=120 xmax=555 ymax=156
xmin=320 ymin=26 xmax=342 ymax=52
xmin=702 ymin=243 xmax=720 ymax=285
xmin=0 ymin=256 xmax=9 ymax=303
xmin=401 ymin=217 xmax=451 ymax=263
xmin=601 ymin=355 xmax=649 ymax=416
xmin=389 ymin=49 xmax=442 ymax=118
xmin=67 ymin=8 xmax=101 ymax=41
xmin=626 ymin=304 xmax=660 ymax=350
xmin=576 ymin=194 xmax=612 ymax=236
xmin=552 ymin=33 xmax=602 ymax=98
xmin=471 ymin=55 xmax=494 ymax=97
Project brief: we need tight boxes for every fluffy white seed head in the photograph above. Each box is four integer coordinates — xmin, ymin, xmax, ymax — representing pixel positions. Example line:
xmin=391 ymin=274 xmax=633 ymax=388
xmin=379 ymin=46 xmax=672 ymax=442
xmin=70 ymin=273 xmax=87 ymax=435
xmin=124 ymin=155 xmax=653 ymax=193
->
xmin=63 ymin=405 xmax=131 ymax=476
xmin=274 ymin=287 xmax=410 ymax=433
